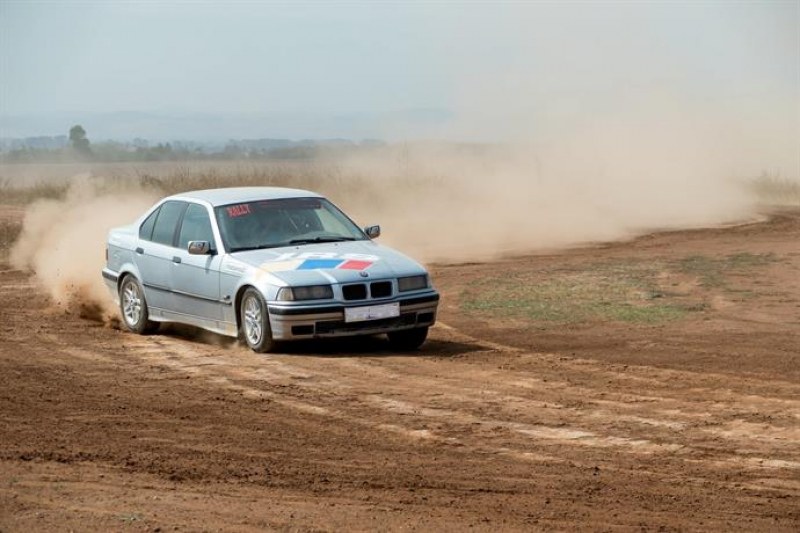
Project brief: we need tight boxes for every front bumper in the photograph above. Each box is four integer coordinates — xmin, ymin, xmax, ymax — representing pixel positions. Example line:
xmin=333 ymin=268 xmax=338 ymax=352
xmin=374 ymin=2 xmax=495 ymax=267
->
xmin=267 ymin=292 xmax=439 ymax=340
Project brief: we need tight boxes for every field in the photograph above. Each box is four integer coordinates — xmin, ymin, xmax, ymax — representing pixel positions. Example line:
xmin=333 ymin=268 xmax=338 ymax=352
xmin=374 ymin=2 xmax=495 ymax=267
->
xmin=0 ymin=167 xmax=799 ymax=531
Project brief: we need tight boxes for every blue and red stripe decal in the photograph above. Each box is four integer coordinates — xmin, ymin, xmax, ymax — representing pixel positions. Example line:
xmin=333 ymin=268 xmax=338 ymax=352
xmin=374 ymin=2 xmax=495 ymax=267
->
xmin=296 ymin=258 xmax=374 ymax=271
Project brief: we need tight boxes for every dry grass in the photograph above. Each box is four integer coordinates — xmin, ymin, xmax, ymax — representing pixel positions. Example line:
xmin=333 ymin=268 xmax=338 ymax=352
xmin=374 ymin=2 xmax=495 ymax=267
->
xmin=0 ymin=218 xmax=22 ymax=260
xmin=138 ymin=162 xmax=335 ymax=195
xmin=749 ymin=174 xmax=800 ymax=207
xmin=0 ymin=163 xmax=331 ymax=204
xmin=0 ymin=160 xmax=437 ymax=207
xmin=461 ymin=260 xmax=694 ymax=324
xmin=461 ymin=253 xmax=778 ymax=325
xmin=675 ymin=252 xmax=778 ymax=289
xmin=0 ymin=178 xmax=69 ymax=205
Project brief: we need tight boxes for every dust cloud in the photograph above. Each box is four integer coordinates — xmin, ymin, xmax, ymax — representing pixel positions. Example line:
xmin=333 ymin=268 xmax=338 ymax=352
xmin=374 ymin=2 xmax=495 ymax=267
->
xmin=334 ymin=3 xmax=798 ymax=262
xmin=10 ymin=176 xmax=158 ymax=319
xmin=335 ymin=109 xmax=779 ymax=263
xmin=7 ymin=118 xmax=790 ymax=318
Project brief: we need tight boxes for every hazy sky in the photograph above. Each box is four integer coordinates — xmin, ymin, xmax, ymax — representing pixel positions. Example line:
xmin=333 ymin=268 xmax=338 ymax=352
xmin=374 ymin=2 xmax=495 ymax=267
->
xmin=0 ymin=1 xmax=797 ymax=140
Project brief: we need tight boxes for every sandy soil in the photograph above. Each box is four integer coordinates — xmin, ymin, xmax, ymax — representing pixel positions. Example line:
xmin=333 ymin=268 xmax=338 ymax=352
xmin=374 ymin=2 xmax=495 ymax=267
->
xmin=1 ymin=209 xmax=798 ymax=531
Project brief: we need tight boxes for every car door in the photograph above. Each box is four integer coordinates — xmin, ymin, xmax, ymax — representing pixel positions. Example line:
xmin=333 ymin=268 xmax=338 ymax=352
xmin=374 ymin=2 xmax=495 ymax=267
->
xmin=171 ymin=202 xmax=223 ymax=321
xmin=134 ymin=200 xmax=187 ymax=311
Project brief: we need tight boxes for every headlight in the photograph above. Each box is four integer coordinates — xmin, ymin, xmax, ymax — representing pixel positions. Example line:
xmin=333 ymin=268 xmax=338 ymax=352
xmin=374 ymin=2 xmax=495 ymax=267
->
xmin=398 ymin=275 xmax=428 ymax=292
xmin=276 ymin=285 xmax=334 ymax=301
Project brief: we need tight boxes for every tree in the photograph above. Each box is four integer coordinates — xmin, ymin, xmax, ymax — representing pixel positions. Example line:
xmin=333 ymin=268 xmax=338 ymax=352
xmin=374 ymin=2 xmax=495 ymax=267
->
xmin=69 ymin=125 xmax=91 ymax=154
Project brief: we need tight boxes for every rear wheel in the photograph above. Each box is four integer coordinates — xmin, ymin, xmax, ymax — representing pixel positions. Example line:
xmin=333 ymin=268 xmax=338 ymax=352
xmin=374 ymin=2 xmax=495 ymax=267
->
xmin=240 ymin=288 xmax=277 ymax=353
xmin=387 ymin=327 xmax=428 ymax=351
xmin=119 ymin=275 xmax=159 ymax=334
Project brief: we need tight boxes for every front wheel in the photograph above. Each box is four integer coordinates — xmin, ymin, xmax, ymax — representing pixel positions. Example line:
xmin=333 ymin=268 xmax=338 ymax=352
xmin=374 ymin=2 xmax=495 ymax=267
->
xmin=119 ymin=275 xmax=159 ymax=334
xmin=240 ymin=288 xmax=277 ymax=353
xmin=387 ymin=327 xmax=429 ymax=351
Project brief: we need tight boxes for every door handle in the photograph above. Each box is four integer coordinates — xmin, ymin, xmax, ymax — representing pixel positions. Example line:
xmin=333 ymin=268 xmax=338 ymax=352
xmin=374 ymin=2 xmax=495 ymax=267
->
xmin=135 ymin=247 xmax=144 ymax=254
xmin=172 ymin=256 xmax=182 ymax=264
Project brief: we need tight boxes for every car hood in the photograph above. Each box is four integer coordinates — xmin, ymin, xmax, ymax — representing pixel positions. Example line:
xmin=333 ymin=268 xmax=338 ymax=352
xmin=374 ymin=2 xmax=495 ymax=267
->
xmin=230 ymin=240 xmax=427 ymax=285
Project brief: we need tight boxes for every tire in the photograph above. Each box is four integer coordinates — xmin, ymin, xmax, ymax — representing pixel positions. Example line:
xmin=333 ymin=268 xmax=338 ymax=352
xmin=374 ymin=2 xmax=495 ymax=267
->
xmin=118 ymin=275 xmax=159 ymax=334
xmin=387 ymin=327 xmax=429 ymax=351
xmin=240 ymin=288 xmax=277 ymax=353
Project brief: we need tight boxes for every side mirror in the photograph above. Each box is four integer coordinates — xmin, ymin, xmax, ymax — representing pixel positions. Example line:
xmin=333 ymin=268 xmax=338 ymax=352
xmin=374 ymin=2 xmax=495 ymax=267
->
xmin=188 ymin=240 xmax=211 ymax=255
xmin=364 ymin=225 xmax=381 ymax=239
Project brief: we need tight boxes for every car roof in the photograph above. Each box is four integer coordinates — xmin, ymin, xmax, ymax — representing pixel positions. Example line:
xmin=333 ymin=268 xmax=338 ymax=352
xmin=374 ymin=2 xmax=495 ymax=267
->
xmin=166 ymin=187 xmax=322 ymax=207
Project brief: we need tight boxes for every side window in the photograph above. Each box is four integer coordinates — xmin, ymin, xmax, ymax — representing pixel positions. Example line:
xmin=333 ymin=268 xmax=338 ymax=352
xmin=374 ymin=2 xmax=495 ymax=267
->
xmin=151 ymin=201 xmax=187 ymax=246
xmin=139 ymin=208 xmax=159 ymax=241
xmin=177 ymin=203 xmax=216 ymax=250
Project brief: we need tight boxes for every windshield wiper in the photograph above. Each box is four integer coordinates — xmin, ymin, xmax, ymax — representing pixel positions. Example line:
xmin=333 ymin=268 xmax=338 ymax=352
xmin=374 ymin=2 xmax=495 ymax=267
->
xmin=289 ymin=236 xmax=357 ymax=245
xmin=229 ymin=244 xmax=283 ymax=253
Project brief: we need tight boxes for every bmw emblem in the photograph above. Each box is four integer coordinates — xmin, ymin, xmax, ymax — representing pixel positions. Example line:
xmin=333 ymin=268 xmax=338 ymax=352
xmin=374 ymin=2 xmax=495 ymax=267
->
xmin=359 ymin=271 xmax=369 ymax=278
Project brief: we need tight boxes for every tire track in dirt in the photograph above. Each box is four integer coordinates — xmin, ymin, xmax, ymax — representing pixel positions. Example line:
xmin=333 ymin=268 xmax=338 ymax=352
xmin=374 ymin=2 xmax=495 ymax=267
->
xmin=4 ymin=207 xmax=800 ymax=530
xmin=60 ymin=316 xmax=798 ymax=491
xmin=6 ymin=262 xmax=797 ymax=488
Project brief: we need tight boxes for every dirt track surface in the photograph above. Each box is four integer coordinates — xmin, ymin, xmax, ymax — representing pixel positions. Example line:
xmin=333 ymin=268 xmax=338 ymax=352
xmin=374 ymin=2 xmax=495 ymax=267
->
xmin=1 ymin=210 xmax=799 ymax=531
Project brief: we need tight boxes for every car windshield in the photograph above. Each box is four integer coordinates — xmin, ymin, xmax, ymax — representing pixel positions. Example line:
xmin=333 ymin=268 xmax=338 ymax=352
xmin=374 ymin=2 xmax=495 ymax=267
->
xmin=214 ymin=197 xmax=367 ymax=252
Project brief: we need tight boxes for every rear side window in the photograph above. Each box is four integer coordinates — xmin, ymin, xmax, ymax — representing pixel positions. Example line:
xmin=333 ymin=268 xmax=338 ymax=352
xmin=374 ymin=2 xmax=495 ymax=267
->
xmin=139 ymin=208 xmax=159 ymax=240
xmin=177 ymin=203 xmax=216 ymax=250
xmin=151 ymin=201 xmax=187 ymax=246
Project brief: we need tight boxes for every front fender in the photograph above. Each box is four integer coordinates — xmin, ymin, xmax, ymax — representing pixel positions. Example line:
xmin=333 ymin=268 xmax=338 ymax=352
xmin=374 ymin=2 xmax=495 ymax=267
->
xmin=220 ymin=255 xmax=286 ymax=328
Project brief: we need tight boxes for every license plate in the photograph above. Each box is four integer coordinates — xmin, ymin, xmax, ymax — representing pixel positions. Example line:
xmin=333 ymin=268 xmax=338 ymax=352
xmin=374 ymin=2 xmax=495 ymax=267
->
xmin=344 ymin=302 xmax=400 ymax=323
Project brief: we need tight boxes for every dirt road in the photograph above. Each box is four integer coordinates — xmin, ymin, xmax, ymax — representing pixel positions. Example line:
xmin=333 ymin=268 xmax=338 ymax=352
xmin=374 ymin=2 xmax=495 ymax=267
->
xmin=1 ymin=210 xmax=799 ymax=531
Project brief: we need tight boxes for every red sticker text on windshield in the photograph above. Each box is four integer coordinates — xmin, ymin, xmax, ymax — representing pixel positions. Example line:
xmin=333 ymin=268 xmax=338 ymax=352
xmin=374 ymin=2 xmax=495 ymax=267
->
xmin=226 ymin=204 xmax=251 ymax=217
